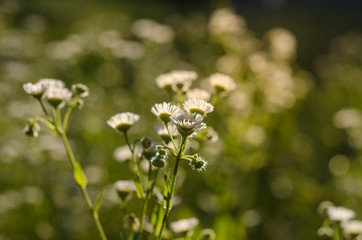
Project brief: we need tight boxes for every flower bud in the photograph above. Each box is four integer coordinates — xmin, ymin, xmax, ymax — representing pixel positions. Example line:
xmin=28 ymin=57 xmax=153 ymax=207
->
xmin=141 ymin=137 xmax=152 ymax=149
xmin=71 ymin=83 xmax=89 ymax=98
xmin=152 ymin=158 xmax=165 ymax=168
xmin=23 ymin=121 xmax=40 ymax=137
xmin=124 ymin=213 xmax=140 ymax=231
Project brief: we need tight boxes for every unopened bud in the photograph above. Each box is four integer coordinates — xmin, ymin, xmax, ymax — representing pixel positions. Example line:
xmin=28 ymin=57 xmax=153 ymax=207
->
xmin=24 ymin=121 xmax=40 ymax=137
xmin=141 ymin=137 xmax=152 ymax=149
xmin=152 ymin=158 xmax=165 ymax=168
xmin=124 ymin=213 xmax=140 ymax=231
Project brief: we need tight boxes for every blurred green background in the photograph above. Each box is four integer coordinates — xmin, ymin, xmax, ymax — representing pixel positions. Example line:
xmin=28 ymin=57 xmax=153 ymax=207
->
xmin=1 ymin=0 xmax=362 ymax=239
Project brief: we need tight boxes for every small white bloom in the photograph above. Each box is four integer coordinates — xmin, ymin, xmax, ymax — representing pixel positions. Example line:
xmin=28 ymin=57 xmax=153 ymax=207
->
xmin=39 ymin=78 xmax=65 ymax=90
xmin=23 ymin=82 xmax=45 ymax=98
xmin=107 ymin=112 xmax=140 ymax=132
xmin=343 ymin=220 xmax=362 ymax=236
xmin=113 ymin=145 xmax=132 ymax=162
xmin=183 ymin=99 xmax=214 ymax=116
xmin=71 ymin=83 xmax=89 ymax=98
xmin=153 ymin=124 xmax=179 ymax=143
xmin=186 ymin=88 xmax=211 ymax=101
xmin=170 ymin=112 xmax=206 ymax=136
xmin=151 ymin=102 xmax=180 ymax=122
xmin=209 ymin=73 xmax=236 ymax=95
xmin=170 ymin=217 xmax=199 ymax=233
xmin=156 ymin=70 xmax=197 ymax=92
xmin=43 ymin=86 xmax=72 ymax=109
xmin=114 ymin=180 xmax=136 ymax=200
xmin=327 ymin=206 xmax=355 ymax=222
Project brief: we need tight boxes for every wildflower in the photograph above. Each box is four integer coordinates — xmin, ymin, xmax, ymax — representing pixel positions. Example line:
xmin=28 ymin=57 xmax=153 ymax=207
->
xmin=191 ymin=156 xmax=207 ymax=171
xmin=169 ymin=217 xmax=199 ymax=233
xmin=39 ymin=78 xmax=65 ymax=90
xmin=153 ymin=124 xmax=179 ymax=143
xmin=151 ymin=102 xmax=180 ymax=123
xmin=107 ymin=112 xmax=140 ymax=132
xmin=43 ymin=86 xmax=72 ymax=109
xmin=183 ymin=99 xmax=214 ymax=116
xmin=131 ymin=19 xmax=174 ymax=44
xmin=200 ymin=229 xmax=216 ymax=240
xmin=342 ymin=220 xmax=362 ymax=237
xmin=317 ymin=201 xmax=334 ymax=217
xmin=156 ymin=70 xmax=197 ymax=92
xmin=327 ymin=206 xmax=355 ymax=223
xmin=209 ymin=73 xmax=236 ymax=95
xmin=317 ymin=227 xmax=334 ymax=238
xmin=186 ymin=88 xmax=211 ymax=101
xmin=170 ymin=112 xmax=206 ymax=136
xmin=114 ymin=180 xmax=136 ymax=201
xmin=23 ymin=121 xmax=41 ymax=137
xmin=113 ymin=145 xmax=132 ymax=162
xmin=71 ymin=83 xmax=89 ymax=98
xmin=23 ymin=82 xmax=45 ymax=98
xmin=124 ymin=213 xmax=140 ymax=231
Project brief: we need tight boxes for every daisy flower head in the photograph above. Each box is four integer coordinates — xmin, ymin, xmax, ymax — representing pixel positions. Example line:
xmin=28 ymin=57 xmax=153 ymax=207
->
xmin=23 ymin=82 xmax=45 ymax=98
xmin=71 ymin=83 xmax=89 ymax=98
xmin=327 ymin=206 xmax=355 ymax=223
xmin=191 ymin=155 xmax=208 ymax=172
xmin=39 ymin=78 xmax=65 ymax=90
xmin=342 ymin=220 xmax=362 ymax=237
xmin=209 ymin=73 xmax=236 ymax=95
xmin=156 ymin=70 xmax=197 ymax=92
xmin=43 ymin=86 xmax=72 ymax=109
xmin=183 ymin=99 xmax=214 ymax=116
xmin=170 ymin=218 xmax=199 ymax=233
xmin=153 ymin=124 xmax=179 ymax=143
xmin=151 ymin=102 xmax=180 ymax=123
xmin=186 ymin=88 xmax=211 ymax=101
xmin=170 ymin=112 xmax=206 ymax=136
xmin=114 ymin=180 xmax=136 ymax=201
xmin=107 ymin=112 xmax=140 ymax=132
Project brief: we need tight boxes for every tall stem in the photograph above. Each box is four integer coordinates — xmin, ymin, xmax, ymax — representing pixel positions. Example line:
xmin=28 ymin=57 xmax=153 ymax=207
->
xmin=157 ymin=135 xmax=187 ymax=240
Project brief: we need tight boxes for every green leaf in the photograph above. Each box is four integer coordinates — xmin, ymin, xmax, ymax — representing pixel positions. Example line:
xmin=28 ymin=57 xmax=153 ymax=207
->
xmin=74 ymin=163 xmax=87 ymax=187
xmin=93 ymin=190 xmax=105 ymax=214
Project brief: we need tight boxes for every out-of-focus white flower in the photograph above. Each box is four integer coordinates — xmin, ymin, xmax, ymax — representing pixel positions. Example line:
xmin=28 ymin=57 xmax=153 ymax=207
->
xmin=23 ymin=82 xmax=44 ymax=98
xmin=327 ymin=206 xmax=355 ymax=222
xmin=200 ymin=228 xmax=216 ymax=240
xmin=71 ymin=83 xmax=89 ymax=98
xmin=114 ymin=180 xmax=136 ymax=201
xmin=107 ymin=112 xmax=140 ymax=132
xmin=186 ymin=88 xmax=211 ymax=101
xmin=183 ymin=99 xmax=214 ymax=116
xmin=153 ymin=124 xmax=179 ymax=143
xmin=113 ymin=145 xmax=132 ymax=162
xmin=43 ymin=86 xmax=72 ymax=109
xmin=343 ymin=220 xmax=362 ymax=236
xmin=208 ymin=8 xmax=247 ymax=35
xmin=333 ymin=108 xmax=362 ymax=129
xmin=110 ymin=40 xmax=144 ymax=60
xmin=151 ymin=102 xmax=180 ymax=123
xmin=169 ymin=217 xmax=199 ymax=233
xmin=265 ymin=28 xmax=296 ymax=61
xmin=132 ymin=19 xmax=174 ymax=44
xmin=317 ymin=227 xmax=334 ymax=238
xmin=156 ymin=70 xmax=197 ymax=92
xmin=170 ymin=112 xmax=206 ymax=136
xmin=209 ymin=73 xmax=236 ymax=95
xmin=39 ymin=78 xmax=65 ymax=89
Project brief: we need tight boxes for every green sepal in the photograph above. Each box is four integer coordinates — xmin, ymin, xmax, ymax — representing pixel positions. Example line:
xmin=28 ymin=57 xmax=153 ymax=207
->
xmin=74 ymin=162 xmax=87 ymax=187
xmin=93 ymin=190 xmax=105 ymax=214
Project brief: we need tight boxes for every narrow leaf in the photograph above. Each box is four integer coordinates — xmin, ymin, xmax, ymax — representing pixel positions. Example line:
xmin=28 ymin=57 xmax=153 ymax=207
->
xmin=74 ymin=162 xmax=87 ymax=187
xmin=93 ymin=190 xmax=105 ymax=214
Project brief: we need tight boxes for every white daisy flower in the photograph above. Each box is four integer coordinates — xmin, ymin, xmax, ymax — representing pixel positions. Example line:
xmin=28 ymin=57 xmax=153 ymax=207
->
xmin=186 ymin=88 xmax=211 ymax=101
xmin=23 ymin=82 xmax=45 ymax=98
xmin=39 ymin=78 xmax=65 ymax=89
xmin=156 ymin=70 xmax=197 ymax=92
xmin=170 ymin=218 xmax=199 ymax=233
xmin=113 ymin=145 xmax=132 ymax=162
xmin=43 ymin=86 xmax=72 ymax=109
xmin=107 ymin=112 xmax=140 ymax=132
xmin=183 ymin=99 xmax=214 ymax=116
xmin=151 ymin=102 xmax=180 ymax=123
xmin=327 ymin=206 xmax=355 ymax=222
xmin=153 ymin=124 xmax=179 ymax=143
xmin=209 ymin=73 xmax=236 ymax=95
xmin=71 ymin=83 xmax=89 ymax=98
xmin=170 ymin=112 xmax=206 ymax=136
xmin=343 ymin=220 xmax=362 ymax=236
xmin=114 ymin=180 xmax=136 ymax=200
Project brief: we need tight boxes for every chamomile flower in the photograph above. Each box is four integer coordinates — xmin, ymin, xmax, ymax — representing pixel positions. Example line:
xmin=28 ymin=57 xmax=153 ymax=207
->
xmin=43 ymin=86 xmax=72 ymax=109
xmin=71 ymin=83 xmax=89 ymax=98
xmin=153 ymin=124 xmax=179 ymax=143
xmin=23 ymin=82 xmax=45 ymax=98
xmin=170 ymin=112 xmax=206 ymax=136
xmin=114 ymin=180 xmax=136 ymax=201
xmin=156 ymin=70 xmax=197 ymax=92
xmin=151 ymin=102 xmax=180 ymax=123
xmin=342 ymin=220 xmax=362 ymax=236
xmin=107 ymin=112 xmax=140 ymax=132
xmin=170 ymin=218 xmax=199 ymax=233
xmin=209 ymin=73 xmax=236 ymax=95
xmin=183 ymin=99 xmax=214 ymax=116
xmin=327 ymin=206 xmax=355 ymax=223
xmin=186 ymin=88 xmax=211 ymax=101
xmin=39 ymin=78 xmax=65 ymax=90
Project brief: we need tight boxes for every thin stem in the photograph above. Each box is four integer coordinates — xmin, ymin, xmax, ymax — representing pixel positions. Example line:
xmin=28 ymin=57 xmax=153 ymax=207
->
xmin=157 ymin=134 xmax=187 ymax=240
xmin=36 ymin=98 xmax=51 ymax=120
xmin=32 ymin=117 xmax=56 ymax=132
xmin=62 ymin=100 xmax=76 ymax=132
xmin=165 ymin=122 xmax=178 ymax=151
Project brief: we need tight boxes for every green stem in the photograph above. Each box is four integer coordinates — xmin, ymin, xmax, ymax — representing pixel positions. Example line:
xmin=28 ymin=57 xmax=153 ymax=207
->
xmin=36 ymin=98 xmax=51 ymax=120
xmin=157 ymin=135 xmax=187 ymax=240
xmin=165 ymin=122 xmax=178 ymax=151
xmin=62 ymin=102 xmax=76 ymax=132
xmin=58 ymin=119 xmax=107 ymax=240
